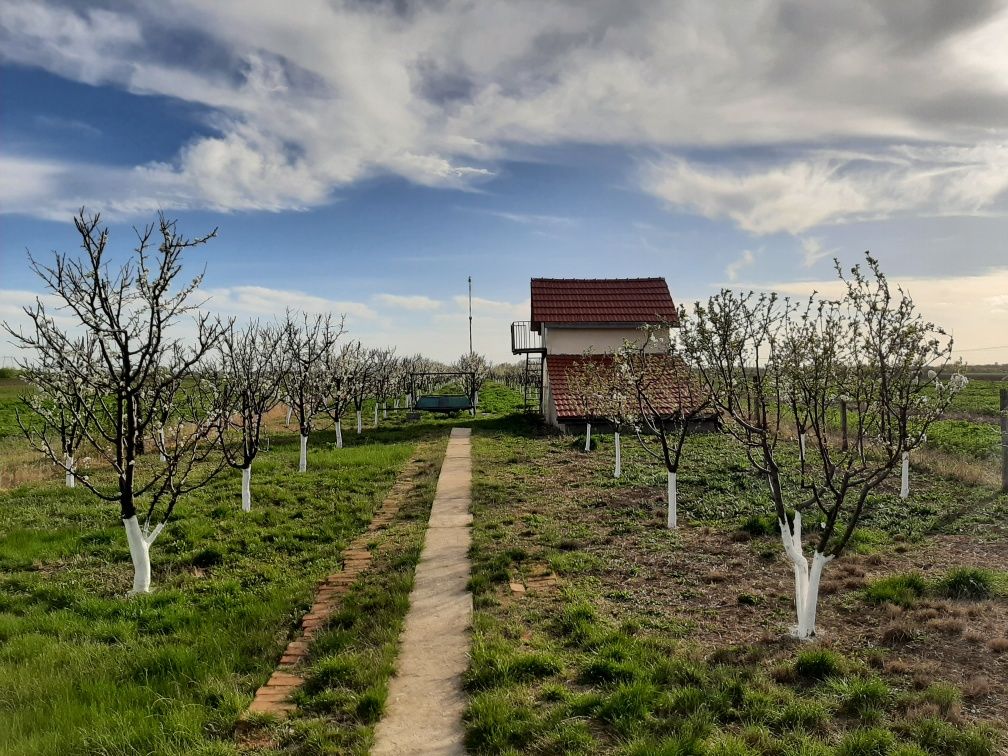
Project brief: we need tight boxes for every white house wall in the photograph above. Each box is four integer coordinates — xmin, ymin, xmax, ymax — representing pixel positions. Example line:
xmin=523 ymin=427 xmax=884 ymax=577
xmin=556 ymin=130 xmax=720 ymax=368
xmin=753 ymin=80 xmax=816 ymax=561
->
xmin=543 ymin=326 xmax=670 ymax=355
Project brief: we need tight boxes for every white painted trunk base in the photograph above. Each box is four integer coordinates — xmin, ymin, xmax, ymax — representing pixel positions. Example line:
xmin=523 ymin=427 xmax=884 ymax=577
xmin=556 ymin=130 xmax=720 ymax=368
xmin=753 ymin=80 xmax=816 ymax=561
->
xmin=900 ymin=452 xmax=909 ymax=499
xmin=299 ymin=434 xmax=308 ymax=472
xmin=383 ymin=402 xmax=388 ymax=419
xmin=158 ymin=428 xmax=166 ymax=462
xmin=336 ymin=420 xmax=343 ymax=448
xmin=64 ymin=453 xmax=75 ymax=488
xmin=778 ymin=511 xmax=833 ymax=639
xmin=799 ymin=432 xmax=807 ymax=463
xmin=123 ymin=515 xmax=165 ymax=594
xmin=613 ymin=432 xmax=621 ymax=478
xmin=393 ymin=398 xmax=399 ymax=410
xmin=584 ymin=422 xmax=592 ymax=452
xmin=285 ymin=406 xmax=292 ymax=426
xmin=667 ymin=471 xmax=677 ymax=529
xmin=374 ymin=404 xmax=379 ymax=427
xmin=241 ymin=465 xmax=252 ymax=512
xmin=356 ymin=410 xmax=362 ymax=434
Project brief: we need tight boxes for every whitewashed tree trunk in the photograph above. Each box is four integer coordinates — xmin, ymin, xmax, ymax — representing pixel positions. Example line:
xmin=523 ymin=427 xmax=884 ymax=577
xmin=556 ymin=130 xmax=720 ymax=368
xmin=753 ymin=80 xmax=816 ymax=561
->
xmin=64 ymin=453 xmax=75 ymax=488
xmin=299 ymin=434 xmax=308 ymax=472
xmin=667 ymin=470 xmax=677 ymax=529
xmin=123 ymin=515 xmax=165 ymax=594
xmin=394 ymin=397 xmax=399 ymax=409
xmin=900 ymin=452 xmax=909 ymax=498
xmin=356 ymin=410 xmax=362 ymax=434
xmin=335 ymin=420 xmax=343 ymax=448
xmin=584 ymin=422 xmax=592 ymax=452
xmin=285 ymin=405 xmax=292 ymax=427
xmin=799 ymin=432 xmax=807 ymax=463
xmin=778 ymin=511 xmax=833 ymax=639
xmin=158 ymin=427 xmax=166 ymax=462
xmin=241 ymin=465 xmax=251 ymax=512
xmin=374 ymin=404 xmax=379 ymax=427
xmin=613 ymin=432 xmax=621 ymax=478
xmin=383 ymin=402 xmax=388 ymax=419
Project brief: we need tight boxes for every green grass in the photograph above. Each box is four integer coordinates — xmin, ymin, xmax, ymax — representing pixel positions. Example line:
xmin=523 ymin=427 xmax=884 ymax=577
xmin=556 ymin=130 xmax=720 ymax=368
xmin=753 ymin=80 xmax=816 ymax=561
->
xmin=0 ymin=380 xmax=26 ymax=439
xmin=925 ymin=420 xmax=1002 ymax=460
xmin=935 ymin=567 xmax=997 ymax=600
xmin=945 ymin=379 xmax=1008 ymax=418
xmin=863 ymin=573 xmax=928 ymax=607
xmin=463 ymin=425 xmax=1002 ymax=755
xmin=0 ymin=424 xmax=420 ymax=755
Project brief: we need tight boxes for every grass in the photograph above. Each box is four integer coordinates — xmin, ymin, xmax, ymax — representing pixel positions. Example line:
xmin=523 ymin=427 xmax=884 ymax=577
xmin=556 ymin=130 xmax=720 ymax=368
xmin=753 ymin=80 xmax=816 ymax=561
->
xmin=0 ymin=415 xmax=426 ymax=755
xmin=464 ymin=423 xmax=1003 ymax=754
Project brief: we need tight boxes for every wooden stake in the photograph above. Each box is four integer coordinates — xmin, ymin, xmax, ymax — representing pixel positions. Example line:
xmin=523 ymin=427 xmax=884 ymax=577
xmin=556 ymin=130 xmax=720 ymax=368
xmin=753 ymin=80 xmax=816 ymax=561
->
xmin=1000 ymin=388 xmax=1007 ymax=494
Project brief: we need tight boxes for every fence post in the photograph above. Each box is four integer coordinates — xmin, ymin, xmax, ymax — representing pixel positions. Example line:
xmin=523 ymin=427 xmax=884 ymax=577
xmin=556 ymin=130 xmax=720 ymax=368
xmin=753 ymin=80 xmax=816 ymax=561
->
xmin=1001 ymin=388 xmax=1008 ymax=494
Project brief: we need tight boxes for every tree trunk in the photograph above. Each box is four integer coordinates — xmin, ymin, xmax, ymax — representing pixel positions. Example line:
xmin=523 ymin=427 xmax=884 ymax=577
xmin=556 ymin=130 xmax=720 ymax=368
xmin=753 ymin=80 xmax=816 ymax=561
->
xmin=778 ymin=511 xmax=833 ymax=639
xmin=336 ymin=420 xmax=343 ymax=448
xmin=394 ymin=397 xmax=399 ymax=409
xmin=285 ymin=406 xmax=292 ymax=427
xmin=356 ymin=410 xmax=362 ymax=434
xmin=613 ymin=432 xmax=621 ymax=478
xmin=374 ymin=404 xmax=379 ymax=427
xmin=123 ymin=515 xmax=152 ymax=594
xmin=667 ymin=470 xmax=677 ymax=529
xmin=799 ymin=432 xmax=806 ymax=463
xmin=64 ymin=453 xmax=75 ymax=488
xmin=383 ymin=402 xmax=388 ymax=419
xmin=584 ymin=422 xmax=592 ymax=452
xmin=158 ymin=427 xmax=166 ymax=462
xmin=900 ymin=451 xmax=909 ymax=499
xmin=299 ymin=434 xmax=308 ymax=472
xmin=241 ymin=465 xmax=252 ymax=512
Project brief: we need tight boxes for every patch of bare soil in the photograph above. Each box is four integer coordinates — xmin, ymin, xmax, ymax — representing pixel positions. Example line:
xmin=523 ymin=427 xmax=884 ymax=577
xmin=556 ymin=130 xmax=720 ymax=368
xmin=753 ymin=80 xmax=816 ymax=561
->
xmin=592 ymin=489 xmax=1008 ymax=730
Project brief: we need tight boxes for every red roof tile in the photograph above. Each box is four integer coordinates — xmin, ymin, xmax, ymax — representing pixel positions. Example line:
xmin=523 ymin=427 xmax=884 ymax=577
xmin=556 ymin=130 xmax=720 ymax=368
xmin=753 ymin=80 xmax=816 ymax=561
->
xmin=530 ymin=278 xmax=678 ymax=329
xmin=546 ymin=353 xmax=703 ymax=421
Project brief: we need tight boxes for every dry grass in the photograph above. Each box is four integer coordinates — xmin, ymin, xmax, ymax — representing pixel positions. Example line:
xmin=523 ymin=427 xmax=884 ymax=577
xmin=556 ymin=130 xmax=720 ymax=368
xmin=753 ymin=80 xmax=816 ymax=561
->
xmin=988 ymin=637 xmax=1008 ymax=653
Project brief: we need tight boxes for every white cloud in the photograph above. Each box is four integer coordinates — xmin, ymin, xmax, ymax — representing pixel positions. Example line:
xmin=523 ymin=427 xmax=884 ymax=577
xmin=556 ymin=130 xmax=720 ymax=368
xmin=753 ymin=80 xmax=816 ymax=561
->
xmin=799 ymin=237 xmax=838 ymax=269
xmin=373 ymin=293 xmax=442 ymax=311
xmin=3 ymin=1 xmax=1008 ymax=221
xmin=204 ymin=285 xmax=376 ymax=321
xmin=643 ymin=143 xmax=1008 ymax=235
xmin=725 ymin=249 xmax=756 ymax=282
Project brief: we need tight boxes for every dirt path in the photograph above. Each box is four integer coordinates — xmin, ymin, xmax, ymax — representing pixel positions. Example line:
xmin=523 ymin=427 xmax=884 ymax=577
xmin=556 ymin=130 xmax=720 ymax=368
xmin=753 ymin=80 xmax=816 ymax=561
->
xmin=371 ymin=427 xmax=473 ymax=756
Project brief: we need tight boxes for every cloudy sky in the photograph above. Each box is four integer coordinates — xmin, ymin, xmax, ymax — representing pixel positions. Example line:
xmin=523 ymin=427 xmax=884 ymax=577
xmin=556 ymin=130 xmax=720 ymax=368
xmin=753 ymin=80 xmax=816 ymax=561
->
xmin=2 ymin=0 xmax=1008 ymax=364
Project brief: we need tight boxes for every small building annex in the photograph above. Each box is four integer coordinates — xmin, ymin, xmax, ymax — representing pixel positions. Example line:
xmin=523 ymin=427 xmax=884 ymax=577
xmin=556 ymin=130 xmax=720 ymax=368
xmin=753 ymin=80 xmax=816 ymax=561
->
xmin=510 ymin=277 xmax=690 ymax=429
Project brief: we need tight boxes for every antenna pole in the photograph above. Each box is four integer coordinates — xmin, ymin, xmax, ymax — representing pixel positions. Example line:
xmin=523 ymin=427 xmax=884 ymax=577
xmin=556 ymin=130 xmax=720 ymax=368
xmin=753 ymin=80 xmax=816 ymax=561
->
xmin=468 ymin=275 xmax=473 ymax=357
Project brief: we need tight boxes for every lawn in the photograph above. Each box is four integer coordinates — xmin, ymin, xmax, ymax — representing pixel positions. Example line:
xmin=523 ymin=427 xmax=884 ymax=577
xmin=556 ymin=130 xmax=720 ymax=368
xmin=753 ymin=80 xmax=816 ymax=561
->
xmin=465 ymin=419 xmax=1008 ymax=754
xmin=0 ymin=409 xmax=445 ymax=755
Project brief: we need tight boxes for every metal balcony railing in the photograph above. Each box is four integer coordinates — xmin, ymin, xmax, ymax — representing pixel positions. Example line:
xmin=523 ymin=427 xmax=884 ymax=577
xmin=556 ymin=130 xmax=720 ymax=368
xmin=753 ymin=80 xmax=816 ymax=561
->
xmin=511 ymin=321 xmax=545 ymax=354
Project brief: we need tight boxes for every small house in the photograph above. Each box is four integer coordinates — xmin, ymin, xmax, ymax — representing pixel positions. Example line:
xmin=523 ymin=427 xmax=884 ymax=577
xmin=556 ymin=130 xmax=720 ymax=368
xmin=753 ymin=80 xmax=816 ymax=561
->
xmin=511 ymin=277 xmax=687 ymax=429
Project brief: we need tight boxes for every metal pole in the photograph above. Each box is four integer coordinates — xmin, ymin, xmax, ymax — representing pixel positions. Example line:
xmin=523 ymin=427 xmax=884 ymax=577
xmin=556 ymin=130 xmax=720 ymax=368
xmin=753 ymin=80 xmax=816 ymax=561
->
xmin=1000 ymin=388 xmax=1007 ymax=494
xmin=468 ymin=276 xmax=474 ymax=357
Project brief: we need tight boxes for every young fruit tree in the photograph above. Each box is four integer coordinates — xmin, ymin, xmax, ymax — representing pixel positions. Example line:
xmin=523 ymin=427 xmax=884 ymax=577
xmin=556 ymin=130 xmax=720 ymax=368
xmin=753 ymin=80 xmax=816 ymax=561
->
xmin=15 ymin=344 xmax=97 ymax=488
xmin=613 ymin=324 xmax=711 ymax=528
xmin=682 ymin=254 xmax=963 ymax=638
xmin=370 ymin=347 xmax=397 ymax=425
xmin=454 ymin=351 xmax=490 ymax=415
xmin=281 ymin=311 xmax=344 ymax=471
xmin=566 ymin=352 xmax=607 ymax=453
xmin=4 ymin=210 xmax=228 ymax=594
xmin=322 ymin=340 xmax=360 ymax=448
xmin=214 ymin=321 xmax=287 ymax=511
xmin=351 ymin=347 xmax=377 ymax=434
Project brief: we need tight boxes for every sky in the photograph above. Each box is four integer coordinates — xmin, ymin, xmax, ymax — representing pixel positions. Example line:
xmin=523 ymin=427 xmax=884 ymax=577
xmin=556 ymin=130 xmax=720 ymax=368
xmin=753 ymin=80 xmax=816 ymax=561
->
xmin=2 ymin=0 xmax=1008 ymax=365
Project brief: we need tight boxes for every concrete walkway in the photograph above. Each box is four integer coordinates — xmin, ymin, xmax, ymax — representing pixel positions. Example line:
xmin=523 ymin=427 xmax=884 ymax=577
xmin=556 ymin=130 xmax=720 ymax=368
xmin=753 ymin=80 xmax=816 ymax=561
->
xmin=372 ymin=427 xmax=473 ymax=756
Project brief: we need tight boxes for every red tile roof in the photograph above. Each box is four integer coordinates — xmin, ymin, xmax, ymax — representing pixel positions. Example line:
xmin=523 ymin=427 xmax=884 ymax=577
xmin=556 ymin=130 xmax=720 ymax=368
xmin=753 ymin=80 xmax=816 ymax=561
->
xmin=530 ymin=278 xmax=679 ymax=330
xmin=546 ymin=353 xmax=703 ymax=421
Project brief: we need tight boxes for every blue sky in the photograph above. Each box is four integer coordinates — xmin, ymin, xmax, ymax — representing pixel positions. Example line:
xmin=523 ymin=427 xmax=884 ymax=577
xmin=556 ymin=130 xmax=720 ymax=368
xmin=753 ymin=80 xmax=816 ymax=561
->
xmin=3 ymin=1 xmax=1008 ymax=363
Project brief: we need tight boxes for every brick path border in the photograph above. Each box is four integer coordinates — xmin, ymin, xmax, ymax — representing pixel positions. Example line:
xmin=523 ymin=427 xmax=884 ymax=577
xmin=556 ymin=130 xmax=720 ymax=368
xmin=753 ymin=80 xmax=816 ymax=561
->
xmin=240 ymin=452 xmax=427 ymax=721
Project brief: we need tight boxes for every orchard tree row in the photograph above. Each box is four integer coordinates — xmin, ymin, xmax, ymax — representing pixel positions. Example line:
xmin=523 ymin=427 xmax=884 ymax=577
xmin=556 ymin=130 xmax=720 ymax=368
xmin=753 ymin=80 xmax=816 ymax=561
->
xmin=2 ymin=210 xmax=487 ymax=595
xmin=568 ymin=254 xmax=967 ymax=639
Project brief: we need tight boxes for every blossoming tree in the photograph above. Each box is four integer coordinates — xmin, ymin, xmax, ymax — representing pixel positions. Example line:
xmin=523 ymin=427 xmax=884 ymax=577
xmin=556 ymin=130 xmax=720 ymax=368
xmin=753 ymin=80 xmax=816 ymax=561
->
xmin=682 ymin=254 xmax=963 ymax=638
